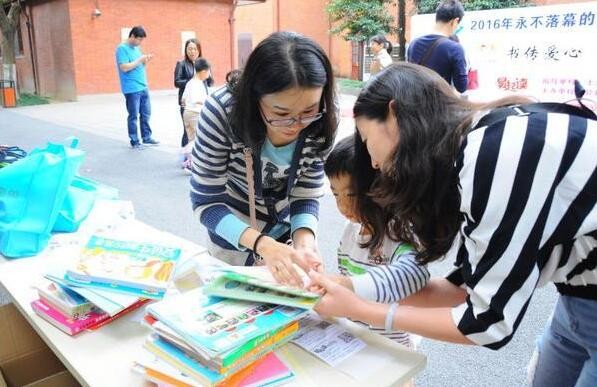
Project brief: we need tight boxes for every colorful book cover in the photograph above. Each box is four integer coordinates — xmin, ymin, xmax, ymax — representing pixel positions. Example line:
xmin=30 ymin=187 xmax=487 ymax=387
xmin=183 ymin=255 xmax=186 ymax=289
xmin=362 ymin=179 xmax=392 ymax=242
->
xmin=134 ymin=350 xmax=200 ymax=387
xmin=36 ymin=278 xmax=93 ymax=318
xmin=238 ymin=352 xmax=294 ymax=387
xmin=146 ymin=287 xmax=308 ymax=356
xmin=204 ymin=274 xmax=319 ymax=309
xmin=213 ymin=267 xmax=320 ymax=299
xmin=148 ymin=314 xmax=298 ymax=374
xmin=31 ymin=299 xmax=109 ymax=336
xmin=65 ymin=236 xmax=181 ymax=298
xmin=144 ymin=335 xmax=262 ymax=387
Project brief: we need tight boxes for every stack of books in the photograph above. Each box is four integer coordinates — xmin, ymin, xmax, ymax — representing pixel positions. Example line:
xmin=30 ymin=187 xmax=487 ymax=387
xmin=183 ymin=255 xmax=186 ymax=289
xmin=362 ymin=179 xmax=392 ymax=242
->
xmin=31 ymin=235 xmax=181 ymax=336
xmin=135 ymin=267 xmax=321 ymax=386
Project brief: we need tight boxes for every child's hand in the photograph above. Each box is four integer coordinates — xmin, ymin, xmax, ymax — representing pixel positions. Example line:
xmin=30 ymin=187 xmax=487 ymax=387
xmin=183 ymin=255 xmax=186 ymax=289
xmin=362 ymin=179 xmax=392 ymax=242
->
xmin=309 ymin=270 xmax=365 ymax=319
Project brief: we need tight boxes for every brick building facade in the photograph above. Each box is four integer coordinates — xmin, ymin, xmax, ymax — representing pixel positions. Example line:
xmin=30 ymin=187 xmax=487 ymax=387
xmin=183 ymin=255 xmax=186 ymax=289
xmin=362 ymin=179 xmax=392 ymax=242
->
xmin=2 ymin=0 xmax=584 ymax=100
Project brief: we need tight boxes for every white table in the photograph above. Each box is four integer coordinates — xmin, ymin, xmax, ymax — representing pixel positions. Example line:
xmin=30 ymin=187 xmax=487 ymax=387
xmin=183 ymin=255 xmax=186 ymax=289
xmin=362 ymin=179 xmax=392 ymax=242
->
xmin=0 ymin=201 xmax=426 ymax=386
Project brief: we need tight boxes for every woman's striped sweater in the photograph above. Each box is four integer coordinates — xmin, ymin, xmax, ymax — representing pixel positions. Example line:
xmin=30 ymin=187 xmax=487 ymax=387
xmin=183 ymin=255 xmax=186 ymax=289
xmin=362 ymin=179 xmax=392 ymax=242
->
xmin=190 ymin=86 xmax=330 ymax=256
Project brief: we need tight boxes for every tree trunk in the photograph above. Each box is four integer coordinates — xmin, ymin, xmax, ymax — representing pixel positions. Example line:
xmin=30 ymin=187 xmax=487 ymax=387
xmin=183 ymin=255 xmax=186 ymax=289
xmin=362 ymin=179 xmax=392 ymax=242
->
xmin=397 ymin=0 xmax=406 ymax=61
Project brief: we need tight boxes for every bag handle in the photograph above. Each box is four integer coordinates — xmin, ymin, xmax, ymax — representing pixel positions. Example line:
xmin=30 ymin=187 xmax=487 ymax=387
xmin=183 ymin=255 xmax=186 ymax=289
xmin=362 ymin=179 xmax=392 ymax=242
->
xmin=418 ymin=37 xmax=446 ymax=67
xmin=243 ymin=147 xmax=258 ymax=230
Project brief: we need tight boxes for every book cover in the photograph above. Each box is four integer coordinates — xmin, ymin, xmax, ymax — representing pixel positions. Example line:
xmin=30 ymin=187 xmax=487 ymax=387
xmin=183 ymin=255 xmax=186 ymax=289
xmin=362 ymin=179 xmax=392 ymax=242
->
xmin=36 ymin=278 xmax=93 ymax=318
xmin=144 ymin=335 xmax=262 ymax=387
xmin=213 ymin=267 xmax=320 ymax=299
xmin=149 ymin=315 xmax=298 ymax=375
xmin=146 ymin=287 xmax=308 ymax=356
xmin=87 ymin=298 xmax=151 ymax=331
xmin=204 ymin=274 xmax=319 ymax=310
xmin=31 ymin=299 xmax=109 ymax=336
xmin=134 ymin=350 xmax=200 ymax=387
xmin=65 ymin=236 xmax=181 ymax=298
xmin=238 ymin=352 xmax=294 ymax=387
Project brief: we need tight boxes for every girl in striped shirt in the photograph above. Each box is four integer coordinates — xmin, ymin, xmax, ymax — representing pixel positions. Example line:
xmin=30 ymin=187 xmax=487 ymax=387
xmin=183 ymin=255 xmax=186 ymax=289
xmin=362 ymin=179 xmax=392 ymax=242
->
xmin=324 ymin=136 xmax=429 ymax=347
xmin=310 ymin=63 xmax=596 ymax=386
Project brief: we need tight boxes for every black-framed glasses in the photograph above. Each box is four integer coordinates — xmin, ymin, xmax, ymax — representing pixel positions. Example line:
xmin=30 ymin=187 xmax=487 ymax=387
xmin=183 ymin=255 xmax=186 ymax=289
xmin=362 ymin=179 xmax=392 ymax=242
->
xmin=259 ymin=102 xmax=326 ymax=128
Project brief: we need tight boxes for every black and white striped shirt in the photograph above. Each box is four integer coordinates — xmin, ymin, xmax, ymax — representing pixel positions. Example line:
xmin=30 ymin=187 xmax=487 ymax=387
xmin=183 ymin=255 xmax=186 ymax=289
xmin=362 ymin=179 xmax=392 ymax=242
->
xmin=446 ymin=111 xmax=596 ymax=350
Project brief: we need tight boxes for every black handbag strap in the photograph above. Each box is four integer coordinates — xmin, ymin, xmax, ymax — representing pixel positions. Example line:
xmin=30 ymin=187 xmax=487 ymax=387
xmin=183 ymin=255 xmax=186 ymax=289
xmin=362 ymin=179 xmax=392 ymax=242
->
xmin=418 ymin=37 xmax=446 ymax=67
xmin=474 ymin=102 xmax=597 ymax=130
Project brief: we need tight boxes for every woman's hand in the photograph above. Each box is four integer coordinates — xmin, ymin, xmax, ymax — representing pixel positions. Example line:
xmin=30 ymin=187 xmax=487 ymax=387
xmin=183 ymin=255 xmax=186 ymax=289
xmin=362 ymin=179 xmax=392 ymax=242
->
xmin=292 ymin=228 xmax=324 ymax=272
xmin=309 ymin=270 xmax=367 ymax=319
xmin=257 ymin=236 xmax=305 ymax=287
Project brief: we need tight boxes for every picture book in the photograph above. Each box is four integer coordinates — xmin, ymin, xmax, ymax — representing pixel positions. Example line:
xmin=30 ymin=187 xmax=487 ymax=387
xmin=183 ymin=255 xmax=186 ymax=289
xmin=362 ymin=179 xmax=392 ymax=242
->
xmin=31 ymin=299 xmax=109 ymax=336
xmin=146 ymin=287 xmax=308 ymax=356
xmin=144 ymin=335 xmax=263 ymax=387
xmin=133 ymin=350 xmax=201 ymax=387
xmin=36 ymin=278 xmax=93 ymax=318
xmin=65 ymin=236 xmax=181 ymax=299
xmin=87 ymin=298 xmax=151 ymax=331
xmin=45 ymin=271 xmax=142 ymax=316
xmin=145 ymin=313 xmax=298 ymax=374
xmin=238 ymin=352 xmax=294 ymax=387
xmin=212 ymin=266 xmax=320 ymax=299
xmin=203 ymin=273 xmax=319 ymax=309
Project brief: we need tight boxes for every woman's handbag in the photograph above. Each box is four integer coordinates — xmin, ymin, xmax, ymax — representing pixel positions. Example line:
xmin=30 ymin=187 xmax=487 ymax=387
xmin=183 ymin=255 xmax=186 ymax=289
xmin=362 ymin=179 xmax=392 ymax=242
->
xmin=0 ymin=138 xmax=84 ymax=257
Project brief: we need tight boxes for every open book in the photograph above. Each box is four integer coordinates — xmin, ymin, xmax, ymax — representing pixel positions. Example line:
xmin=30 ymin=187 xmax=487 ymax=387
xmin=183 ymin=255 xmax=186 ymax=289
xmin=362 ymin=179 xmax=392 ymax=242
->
xmin=203 ymin=266 xmax=320 ymax=309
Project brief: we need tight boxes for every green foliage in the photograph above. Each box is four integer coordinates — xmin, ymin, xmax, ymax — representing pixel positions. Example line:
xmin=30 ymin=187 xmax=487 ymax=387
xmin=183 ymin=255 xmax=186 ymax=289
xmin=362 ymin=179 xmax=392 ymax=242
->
xmin=326 ymin=0 xmax=396 ymax=42
xmin=337 ymin=77 xmax=365 ymax=89
xmin=416 ymin=0 xmax=530 ymax=14
xmin=17 ymin=93 xmax=50 ymax=106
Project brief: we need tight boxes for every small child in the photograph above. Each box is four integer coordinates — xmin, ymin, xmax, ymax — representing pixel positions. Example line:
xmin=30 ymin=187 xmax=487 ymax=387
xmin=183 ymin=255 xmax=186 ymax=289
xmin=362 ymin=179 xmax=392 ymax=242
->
xmin=323 ymin=136 xmax=430 ymax=348
xmin=180 ymin=58 xmax=211 ymax=172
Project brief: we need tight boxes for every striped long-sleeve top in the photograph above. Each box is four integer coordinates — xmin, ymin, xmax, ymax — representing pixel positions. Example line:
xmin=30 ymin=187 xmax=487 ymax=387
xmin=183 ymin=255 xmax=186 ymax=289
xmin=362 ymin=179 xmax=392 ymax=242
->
xmin=445 ymin=111 xmax=596 ymax=350
xmin=190 ymin=87 xmax=329 ymax=263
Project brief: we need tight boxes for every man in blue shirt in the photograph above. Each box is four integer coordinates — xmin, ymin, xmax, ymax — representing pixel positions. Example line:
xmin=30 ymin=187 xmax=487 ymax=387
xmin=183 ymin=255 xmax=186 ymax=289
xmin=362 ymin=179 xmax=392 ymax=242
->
xmin=115 ymin=26 xmax=159 ymax=148
xmin=407 ymin=0 xmax=468 ymax=93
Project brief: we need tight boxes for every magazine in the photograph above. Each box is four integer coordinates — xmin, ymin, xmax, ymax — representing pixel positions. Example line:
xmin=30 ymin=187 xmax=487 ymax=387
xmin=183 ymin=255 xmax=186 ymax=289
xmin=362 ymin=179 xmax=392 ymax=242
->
xmin=146 ymin=287 xmax=308 ymax=356
xmin=65 ymin=236 xmax=181 ymax=298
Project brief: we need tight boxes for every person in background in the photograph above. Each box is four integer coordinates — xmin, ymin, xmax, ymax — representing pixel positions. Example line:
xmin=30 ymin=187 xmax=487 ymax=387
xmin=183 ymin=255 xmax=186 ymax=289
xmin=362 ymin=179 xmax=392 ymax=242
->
xmin=180 ymin=58 xmax=211 ymax=173
xmin=115 ymin=26 xmax=159 ymax=149
xmin=174 ymin=38 xmax=202 ymax=148
xmin=190 ymin=32 xmax=338 ymax=286
xmin=309 ymin=62 xmax=596 ymax=387
xmin=323 ymin=136 xmax=429 ymax=348
xmin=369 ymin=35 xmax=393 ymax=76
xmin=407 ymin=0 xmax=468 ymax=93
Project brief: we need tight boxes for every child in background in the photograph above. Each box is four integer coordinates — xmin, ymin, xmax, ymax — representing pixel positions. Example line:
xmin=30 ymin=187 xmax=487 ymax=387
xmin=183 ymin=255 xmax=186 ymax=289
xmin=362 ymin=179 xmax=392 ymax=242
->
xmin=180 ymin=58 xmax=211 ymax=172
xmin=323 ymin=136 xmax=430 ymax=348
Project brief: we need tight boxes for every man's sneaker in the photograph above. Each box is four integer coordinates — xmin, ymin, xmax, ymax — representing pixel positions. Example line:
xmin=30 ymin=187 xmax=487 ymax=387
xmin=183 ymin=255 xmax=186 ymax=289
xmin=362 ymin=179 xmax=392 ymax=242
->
xmin=131 ymin=142 xmax=143 ymax=150
xmin=143 ymin=138 xmax=160 ymax=146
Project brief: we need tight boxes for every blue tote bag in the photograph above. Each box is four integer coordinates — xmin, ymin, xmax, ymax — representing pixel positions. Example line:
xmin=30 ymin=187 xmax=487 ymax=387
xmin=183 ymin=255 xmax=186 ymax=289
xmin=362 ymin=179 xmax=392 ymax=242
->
xmin=0 ymin=139 xmax=84 ymax=257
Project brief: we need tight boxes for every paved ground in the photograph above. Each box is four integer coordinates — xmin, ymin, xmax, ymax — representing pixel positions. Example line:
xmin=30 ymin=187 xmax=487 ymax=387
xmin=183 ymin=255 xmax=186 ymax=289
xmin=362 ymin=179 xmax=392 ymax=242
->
xmin=0 ymin=91 xmax=557 ymax=387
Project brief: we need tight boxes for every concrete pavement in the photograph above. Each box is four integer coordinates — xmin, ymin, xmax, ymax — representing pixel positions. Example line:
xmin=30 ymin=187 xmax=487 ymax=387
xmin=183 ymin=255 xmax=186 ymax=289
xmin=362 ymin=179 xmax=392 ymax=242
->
xmin=0 ymin=90 xmax=557 ymax=387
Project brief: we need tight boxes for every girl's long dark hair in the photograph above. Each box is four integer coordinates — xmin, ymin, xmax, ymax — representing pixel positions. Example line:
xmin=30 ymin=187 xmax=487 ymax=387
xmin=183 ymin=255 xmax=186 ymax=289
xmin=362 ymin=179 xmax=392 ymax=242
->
xmin=354 ymin=62 xmax=531 ymax=264
xmin=228 ymin=31 xmax=337 ymax=151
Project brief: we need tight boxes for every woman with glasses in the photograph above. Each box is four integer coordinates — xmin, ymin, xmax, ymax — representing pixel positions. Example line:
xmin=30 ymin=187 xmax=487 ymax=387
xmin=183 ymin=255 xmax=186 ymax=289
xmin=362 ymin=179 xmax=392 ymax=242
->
xmin=190 ymin=32 xmax=337 ymax=286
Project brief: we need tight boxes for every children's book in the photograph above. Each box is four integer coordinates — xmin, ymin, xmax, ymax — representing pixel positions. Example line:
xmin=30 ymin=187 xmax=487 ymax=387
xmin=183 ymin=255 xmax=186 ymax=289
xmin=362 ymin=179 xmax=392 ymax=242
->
xmin=35 ymin=278 xmax=93 ymax=318
xmin=238 ymin=352 xmax=295 ymax=387
xmin=204 ymin=271 xmax=319 ymax=310
xmin=65 ymin=236 xmax=181 ymax=299
xmin=133 ymin=349 xmax=201 ymax=387
xmin=146 ymin=287 xmax=308 ymax=357
xmin=31 ymin=299 xmax=109 ymax=336
xmin=144 ymin=313 xmax=298 ymax=374
xmin=144 ymin=335 xmax=264 ymax=387
xmin=45 ymin=271 xmax=141 ymax=316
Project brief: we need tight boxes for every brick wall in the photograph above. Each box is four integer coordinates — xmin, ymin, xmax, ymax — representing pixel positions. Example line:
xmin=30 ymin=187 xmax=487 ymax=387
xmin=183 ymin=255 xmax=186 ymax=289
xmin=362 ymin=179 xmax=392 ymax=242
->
xmin=68 ymin=0 xmax=232 ymax=95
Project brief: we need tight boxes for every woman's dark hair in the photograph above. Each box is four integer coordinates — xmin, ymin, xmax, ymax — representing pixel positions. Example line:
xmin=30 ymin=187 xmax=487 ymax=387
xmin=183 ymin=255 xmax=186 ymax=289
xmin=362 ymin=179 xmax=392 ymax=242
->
xmin=184 ymin=38 xmax=202 ymax=62
xmin=228 ymin=31 xmax=337 ymax=151
xmin=129 ymin=26 xmax=146 ymax=38
xmin=194 ymin=58 xmax=210 ymax=72
xmin=353 ymin=62 xmax=531 ymax=264
xmin=371 ymin=34 xmax=393 ymax=55
xmin=436 ymin=0 xmax=465 ymax=23
xmin=324 ymin=136 xmax=393 ymax=252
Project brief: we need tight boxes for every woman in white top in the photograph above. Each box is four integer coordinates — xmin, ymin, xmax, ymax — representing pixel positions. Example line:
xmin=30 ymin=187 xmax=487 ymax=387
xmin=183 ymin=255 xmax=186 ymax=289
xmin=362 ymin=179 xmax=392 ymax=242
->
xmin=369 ymin=35 xmax=393 ymax=76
